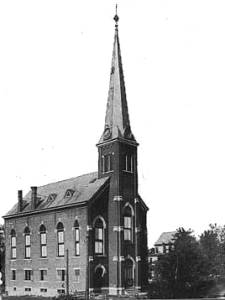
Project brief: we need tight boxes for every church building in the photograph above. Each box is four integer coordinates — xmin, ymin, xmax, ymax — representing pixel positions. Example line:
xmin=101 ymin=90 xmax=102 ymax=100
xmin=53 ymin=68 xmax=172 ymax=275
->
xmin=3 ymin=12 xmax=148 ymax=297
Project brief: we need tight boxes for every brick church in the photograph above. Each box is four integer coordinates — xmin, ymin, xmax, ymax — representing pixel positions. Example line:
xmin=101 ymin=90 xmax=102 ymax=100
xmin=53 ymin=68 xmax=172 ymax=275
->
xmin=3 ymin=12 xmax=148 ymax=297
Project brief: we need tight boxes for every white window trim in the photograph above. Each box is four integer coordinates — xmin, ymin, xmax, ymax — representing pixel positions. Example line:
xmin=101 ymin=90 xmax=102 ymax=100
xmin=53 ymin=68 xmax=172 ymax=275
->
xmin=56 ymin=224 xmax=65 ymax=257
xmin=93 ymin=216 xmax=106 ymax=256
xmin=11 ymin=269 xmax=16 ymax=281
xmin=24 ymin=269 xmax=33 ymax=281
xmin=56 ymin=268 xmax=66 ymax=281
xmin=39 ymin=269 xmax=48 ymax=282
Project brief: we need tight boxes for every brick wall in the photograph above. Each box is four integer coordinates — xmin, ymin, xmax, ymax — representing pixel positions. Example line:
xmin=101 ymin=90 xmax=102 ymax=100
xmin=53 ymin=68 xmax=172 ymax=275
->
xmin=5 ymin=205 xmax=88 ymax=297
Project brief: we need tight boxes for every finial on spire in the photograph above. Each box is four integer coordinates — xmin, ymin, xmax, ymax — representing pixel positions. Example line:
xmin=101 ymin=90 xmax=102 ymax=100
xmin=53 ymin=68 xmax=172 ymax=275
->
xmin=113 ymin=4 xmax=119 ymax=27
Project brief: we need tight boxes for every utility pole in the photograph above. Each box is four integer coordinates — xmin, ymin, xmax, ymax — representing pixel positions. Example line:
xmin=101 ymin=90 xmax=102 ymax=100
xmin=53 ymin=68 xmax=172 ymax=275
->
xmin=66 ymin=249 xmax=69 ymax=297
xmin=0 ymin=271 xmax=2 ymax=300
xmin=86 ymin=226 xmax=89 ymax=300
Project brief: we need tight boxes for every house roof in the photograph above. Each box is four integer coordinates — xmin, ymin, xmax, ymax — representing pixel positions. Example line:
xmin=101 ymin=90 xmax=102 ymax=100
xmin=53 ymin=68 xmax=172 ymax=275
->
xmin=154 ymin=231 xmax=176 ymax=246
xmin=4 ymin=172 xmax=109 ymax=217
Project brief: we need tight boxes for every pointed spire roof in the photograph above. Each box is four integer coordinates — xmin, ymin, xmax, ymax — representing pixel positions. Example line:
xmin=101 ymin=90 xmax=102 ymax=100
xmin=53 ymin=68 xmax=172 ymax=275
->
xmin=98 ymin=10 xmax=137 ymax=145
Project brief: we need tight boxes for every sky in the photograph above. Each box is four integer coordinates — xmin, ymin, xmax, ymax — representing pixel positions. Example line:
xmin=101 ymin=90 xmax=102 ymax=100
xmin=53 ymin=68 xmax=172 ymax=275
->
xmin=0 ymin=0 xmax=225 ymax=247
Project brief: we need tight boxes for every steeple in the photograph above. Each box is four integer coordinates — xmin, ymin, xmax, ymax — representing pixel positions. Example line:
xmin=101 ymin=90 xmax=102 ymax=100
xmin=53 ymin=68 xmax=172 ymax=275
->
xmin=98 ymin=9 xmax=136 ymax=145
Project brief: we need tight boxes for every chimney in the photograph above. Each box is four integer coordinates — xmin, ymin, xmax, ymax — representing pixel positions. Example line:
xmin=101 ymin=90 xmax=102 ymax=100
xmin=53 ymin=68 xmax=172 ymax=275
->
xmin=31 ymin=186 xmax=38 ymax=210
xmin=17 ymin=190 xmax=23 ymax=212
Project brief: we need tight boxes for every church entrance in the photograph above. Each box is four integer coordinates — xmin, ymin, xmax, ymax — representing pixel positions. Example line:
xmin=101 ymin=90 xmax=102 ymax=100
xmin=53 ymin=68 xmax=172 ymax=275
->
xmin=124 ymin=258 xmax=134 ymax=288
xmin=93 ymin=265 xmax=105 ymax=293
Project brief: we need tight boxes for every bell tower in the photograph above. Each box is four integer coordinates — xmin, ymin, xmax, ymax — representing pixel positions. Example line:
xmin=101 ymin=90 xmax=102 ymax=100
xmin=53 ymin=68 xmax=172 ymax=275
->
xmin=96 ymin=9 xmax=142 ymax=295
xmin=97 ymin=10 xmax=138 ymax=185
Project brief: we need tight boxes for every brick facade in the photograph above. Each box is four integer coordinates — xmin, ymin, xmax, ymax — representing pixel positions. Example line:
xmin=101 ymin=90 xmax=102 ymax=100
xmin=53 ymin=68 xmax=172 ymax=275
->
xmin=5 ymin=206 xmax=88 ymax=296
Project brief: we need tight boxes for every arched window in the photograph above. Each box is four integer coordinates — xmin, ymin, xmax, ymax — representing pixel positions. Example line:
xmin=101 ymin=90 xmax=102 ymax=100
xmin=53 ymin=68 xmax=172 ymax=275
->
xmin=94 ymin=217 xmax=105 ymax=255
xmin=40 ymin=224 xmax=47 ymax=258
xmin=24 ymin=227 xmax=31 ymax=258
xmin=123 ymin=205 xmax=133 ymax=241
xmin=74 ymin=220 xmax=80 ymax=256
xmin=102 ymin=154 xmax=113 ymax=173
xmin=123 ymin=154 xmax=133 ymax=173
xmin=57 ymin=222 xmax=64 ymax=257
xmin=11 ymin=229 xmax=16 ymax=259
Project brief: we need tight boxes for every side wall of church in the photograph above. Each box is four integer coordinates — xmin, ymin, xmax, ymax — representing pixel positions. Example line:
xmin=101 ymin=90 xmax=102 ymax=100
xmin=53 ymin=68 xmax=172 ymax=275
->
xmin=4 ymin=205 xmax=88 ymax=297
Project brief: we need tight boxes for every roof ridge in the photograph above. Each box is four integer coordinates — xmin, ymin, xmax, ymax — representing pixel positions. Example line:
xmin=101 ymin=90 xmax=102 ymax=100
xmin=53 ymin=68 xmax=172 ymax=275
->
xmin=35 ymin=171 xmax=97 ymax=189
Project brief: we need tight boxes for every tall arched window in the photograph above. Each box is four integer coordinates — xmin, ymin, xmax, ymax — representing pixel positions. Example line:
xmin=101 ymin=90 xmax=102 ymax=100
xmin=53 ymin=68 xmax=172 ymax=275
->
xmin=102 ymin=154 xmax=113 ymax=173
xmin=74 ymin=220 xmax=80 ymax=256
xmin=123 ymin=205 xmax=133 ymax=241
xmin=40 ymin=224 xmax=47 ymax=258
xmin=94 ymin=217 xmax=105 ymax=255
xmin=24 ymin=227 xmax=31 ymax=258
xmin=11 ymin=229 xmax=16 ymax=259
xmin=57 ymin=222 xmax=64 ymax=257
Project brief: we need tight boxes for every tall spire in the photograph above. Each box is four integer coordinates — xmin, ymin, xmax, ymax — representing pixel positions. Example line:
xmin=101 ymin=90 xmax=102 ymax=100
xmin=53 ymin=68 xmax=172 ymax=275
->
xmin=98 ymin=8 xmax=136 ymax=144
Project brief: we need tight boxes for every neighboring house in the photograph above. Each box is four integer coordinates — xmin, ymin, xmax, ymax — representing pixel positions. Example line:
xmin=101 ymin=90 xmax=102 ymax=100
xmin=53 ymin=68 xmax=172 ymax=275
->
xmin=3 ymin=13 xmax=148 ymax=297
xmin=148 ymin=231 xmax=176 ymax=280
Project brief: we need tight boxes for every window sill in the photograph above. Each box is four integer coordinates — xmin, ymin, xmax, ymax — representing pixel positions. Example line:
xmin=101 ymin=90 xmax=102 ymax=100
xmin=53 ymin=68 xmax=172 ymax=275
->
xmin=24 ymin=259 xmax=32 ymax=261
xmin=122 ymin=170 xmax=134 ymax=174
xmin=94 ymin=254 xmax=107 ymax=258
xmin=102 ymin=170 xmax=114 ymax=174
xmin=124 ymin=240 xmax=133 ymax=244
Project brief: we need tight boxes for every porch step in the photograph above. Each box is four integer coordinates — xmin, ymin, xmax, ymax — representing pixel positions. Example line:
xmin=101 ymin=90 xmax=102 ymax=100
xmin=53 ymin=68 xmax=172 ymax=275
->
xmin=124 ymin=287 xmax=137 ymax=296
xmin=124 ymin=288 xmax=148 ymax=299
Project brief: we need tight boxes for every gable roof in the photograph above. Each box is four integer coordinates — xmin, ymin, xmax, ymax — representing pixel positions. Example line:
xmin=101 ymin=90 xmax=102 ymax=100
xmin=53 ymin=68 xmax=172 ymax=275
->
xmin=137 ymin=194 xmax=149 ymax=211
xmin=4 ymin=172 xmax=109 ymax=218
xmin=154 ymin=231 xmax=176 ymax=246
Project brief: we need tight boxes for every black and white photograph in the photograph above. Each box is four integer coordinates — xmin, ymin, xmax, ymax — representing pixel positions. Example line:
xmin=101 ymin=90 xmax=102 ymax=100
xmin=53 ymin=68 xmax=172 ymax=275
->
xmin=1 ymin=1 xmax=225 ymax=299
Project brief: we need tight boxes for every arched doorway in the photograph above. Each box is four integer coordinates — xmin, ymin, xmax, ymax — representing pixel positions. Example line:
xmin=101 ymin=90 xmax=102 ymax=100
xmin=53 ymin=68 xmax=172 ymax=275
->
xmin=93 ymin=265 xmax=106 ymax=293
xmin=124 ymin=258 xmax=135 ymax=288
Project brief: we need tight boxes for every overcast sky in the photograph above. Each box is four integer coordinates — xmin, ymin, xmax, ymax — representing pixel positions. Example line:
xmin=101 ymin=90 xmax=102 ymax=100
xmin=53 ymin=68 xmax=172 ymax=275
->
xmin=1 ymin=1 xmax=225 ymax=246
